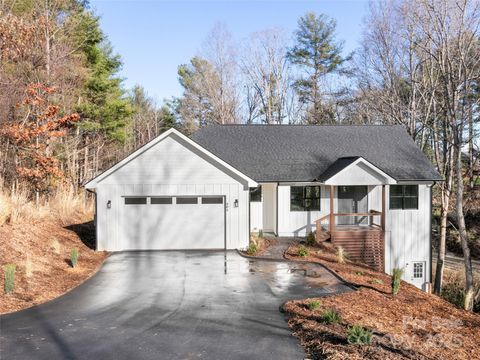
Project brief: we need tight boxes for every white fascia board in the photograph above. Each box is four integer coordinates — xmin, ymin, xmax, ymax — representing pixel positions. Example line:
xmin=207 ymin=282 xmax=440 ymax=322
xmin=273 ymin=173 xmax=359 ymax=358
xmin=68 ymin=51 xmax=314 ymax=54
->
xmin=85 ymin=128 xmax=257 ymax=189
xmin=324 ymin=157 xmax=397 ymax=185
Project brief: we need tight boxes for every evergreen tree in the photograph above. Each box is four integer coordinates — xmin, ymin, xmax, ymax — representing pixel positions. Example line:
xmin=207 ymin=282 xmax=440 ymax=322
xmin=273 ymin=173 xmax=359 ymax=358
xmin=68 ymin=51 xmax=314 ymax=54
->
xmin=288 ymin=12 xmax=346 ymax=123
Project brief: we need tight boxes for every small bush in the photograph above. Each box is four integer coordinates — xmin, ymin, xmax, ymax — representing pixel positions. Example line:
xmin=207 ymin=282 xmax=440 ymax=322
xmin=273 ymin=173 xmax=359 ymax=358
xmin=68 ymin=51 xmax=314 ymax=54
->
xmin=70 ymin=248 xmax=79 ymax=268
xmin=246 ymin=242 xmax=258 ymax=255
xmin=347 ymin=325 xmax=373 ymax=345
xmin=355 ymin=271 xmax=365 ymax=276
xmin=321 ymin=309 xmax=341 ymax=324
xmin=4 ymin=264 xmax=16 ymax=294
xmin=336 ymin=246 xmax=347 ymax=263
xmin=307 ymin=300 xmax=321 ymax=311
xmin=297 ymin=245 xmax=309 ymax=257
xmin=392 ymin=268 xmax=403 ymax=296
xmin=441 ymin=282 xmax=465 ymax=309
xmin=306 ymin=231 xmax=316 ymax=246
xmin=371 ymin=279 xmax=384 ymax=285
xmin=258 ymin=229 xmax=263 ymax=239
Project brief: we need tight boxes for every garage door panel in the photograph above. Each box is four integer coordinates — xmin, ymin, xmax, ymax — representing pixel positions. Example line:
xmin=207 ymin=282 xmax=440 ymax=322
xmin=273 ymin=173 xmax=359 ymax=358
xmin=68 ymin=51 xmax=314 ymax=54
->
xmin=122 ymin=196 xmax=224 ymax=250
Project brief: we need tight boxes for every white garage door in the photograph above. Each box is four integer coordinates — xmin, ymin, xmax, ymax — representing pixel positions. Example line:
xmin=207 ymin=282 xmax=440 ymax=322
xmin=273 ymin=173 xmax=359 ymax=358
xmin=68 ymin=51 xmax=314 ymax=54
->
xmin=122 ymin=196 xmax=225 ymax=250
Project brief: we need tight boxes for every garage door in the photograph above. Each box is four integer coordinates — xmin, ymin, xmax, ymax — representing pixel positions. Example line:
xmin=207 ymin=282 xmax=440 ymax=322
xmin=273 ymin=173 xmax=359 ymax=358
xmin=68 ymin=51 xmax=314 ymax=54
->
xmin=122 ymin=196 xmax=225 ymax=250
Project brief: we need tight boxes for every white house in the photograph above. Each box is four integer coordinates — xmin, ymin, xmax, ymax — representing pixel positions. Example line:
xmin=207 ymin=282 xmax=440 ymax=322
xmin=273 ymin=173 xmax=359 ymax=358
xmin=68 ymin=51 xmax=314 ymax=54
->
xmin=85 ymin=125 xmax=442 ymax=290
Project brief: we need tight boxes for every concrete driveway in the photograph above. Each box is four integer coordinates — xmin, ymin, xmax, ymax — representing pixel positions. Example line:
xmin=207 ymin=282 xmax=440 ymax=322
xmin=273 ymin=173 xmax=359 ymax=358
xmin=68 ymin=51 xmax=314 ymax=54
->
xmin=0 ymin=251 xmax=350 ymax=360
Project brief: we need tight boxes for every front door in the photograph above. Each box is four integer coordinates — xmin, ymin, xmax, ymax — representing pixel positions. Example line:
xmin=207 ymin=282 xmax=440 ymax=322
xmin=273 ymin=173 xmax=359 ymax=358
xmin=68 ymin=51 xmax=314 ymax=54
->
xmin=337 ymin=186 xmax=368 ymax=226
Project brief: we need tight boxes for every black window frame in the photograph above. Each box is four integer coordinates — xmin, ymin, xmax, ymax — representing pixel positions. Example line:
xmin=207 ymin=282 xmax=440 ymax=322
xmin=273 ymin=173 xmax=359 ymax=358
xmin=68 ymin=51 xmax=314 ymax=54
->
xmin=389 ymin=185 xmax=418 ymax=210
xmin=249 ymin=187 xmax=262 ymax=202
xmin=290 ymin=186 xmax=321 ymax=212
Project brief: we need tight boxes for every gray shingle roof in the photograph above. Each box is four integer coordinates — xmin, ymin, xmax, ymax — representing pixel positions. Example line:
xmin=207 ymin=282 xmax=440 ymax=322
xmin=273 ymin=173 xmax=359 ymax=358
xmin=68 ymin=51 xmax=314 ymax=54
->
xmin=192 ymin=125 xmax=442 ymax=182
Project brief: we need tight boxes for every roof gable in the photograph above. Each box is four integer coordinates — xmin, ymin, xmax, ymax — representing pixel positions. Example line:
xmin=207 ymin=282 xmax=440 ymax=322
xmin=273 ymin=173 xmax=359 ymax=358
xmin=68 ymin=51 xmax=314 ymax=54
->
xmin=322 ymin=157 xmax=396 ymax=185
xmin=85 ymin=128 xmax=257 ymax=189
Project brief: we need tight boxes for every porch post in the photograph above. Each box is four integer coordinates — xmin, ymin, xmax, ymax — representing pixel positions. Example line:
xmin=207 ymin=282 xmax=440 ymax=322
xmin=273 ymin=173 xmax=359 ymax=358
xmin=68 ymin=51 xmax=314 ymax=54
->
xmin=381 ymin=185 xmax=386 ymax=230
xmin=329 ymin=185 xmax=335 ymax=232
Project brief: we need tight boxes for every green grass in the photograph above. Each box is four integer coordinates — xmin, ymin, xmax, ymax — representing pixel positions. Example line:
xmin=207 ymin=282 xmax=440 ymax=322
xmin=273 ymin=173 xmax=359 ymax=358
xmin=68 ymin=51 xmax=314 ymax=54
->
xmin=307 ymin=300 xmax=321 ymax=311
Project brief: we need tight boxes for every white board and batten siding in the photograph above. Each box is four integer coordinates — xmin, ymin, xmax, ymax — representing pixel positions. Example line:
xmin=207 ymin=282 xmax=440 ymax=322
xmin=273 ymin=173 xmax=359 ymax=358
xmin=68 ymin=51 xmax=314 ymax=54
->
xmin=94 ymin=134 xmax=250 ymax=251
xmin=385 ymin=184 xmax=432 ymax=288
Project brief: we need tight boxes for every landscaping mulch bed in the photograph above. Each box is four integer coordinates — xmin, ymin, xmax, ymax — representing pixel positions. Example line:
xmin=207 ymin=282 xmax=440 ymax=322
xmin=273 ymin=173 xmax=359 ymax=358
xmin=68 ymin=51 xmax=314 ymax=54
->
xmin=0 ymin=218 xmax=107 ymax=314
xmin=283 ymin=243 xmax=480 ymax=360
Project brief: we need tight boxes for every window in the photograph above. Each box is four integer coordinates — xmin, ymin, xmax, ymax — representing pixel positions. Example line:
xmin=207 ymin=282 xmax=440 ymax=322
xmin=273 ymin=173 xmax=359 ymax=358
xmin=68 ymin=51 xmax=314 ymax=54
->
xmin=290 ymin=186 xmax=320 ymax=211
xmin=176 ymin=197 xmax=198 ymax=204
xmin=201 ymin=197 xmax=223 ymax=204
xmin=413 ymin=262 xmax=424 ymax=279
xmin=124 ymin=197 xmax=147 ymax=205
xmin=390 ymin=185 xmax=418 ymax=209
xmin=249 ymin=187 xmax=261 ymax=202
xmin=151 ymin=197 xmax=173 ymax=205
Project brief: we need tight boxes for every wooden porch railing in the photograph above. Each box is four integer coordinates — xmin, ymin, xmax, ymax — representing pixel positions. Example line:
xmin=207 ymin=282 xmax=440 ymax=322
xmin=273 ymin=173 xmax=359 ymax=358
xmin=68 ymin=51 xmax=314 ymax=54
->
xmin=315 ymin=210 xmax=384 ymax=242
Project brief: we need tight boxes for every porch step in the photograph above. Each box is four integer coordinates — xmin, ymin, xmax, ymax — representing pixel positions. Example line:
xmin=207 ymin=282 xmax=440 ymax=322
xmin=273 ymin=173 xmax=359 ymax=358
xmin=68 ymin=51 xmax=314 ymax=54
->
xmin=316 ymin=231 xmax=331 ymax=242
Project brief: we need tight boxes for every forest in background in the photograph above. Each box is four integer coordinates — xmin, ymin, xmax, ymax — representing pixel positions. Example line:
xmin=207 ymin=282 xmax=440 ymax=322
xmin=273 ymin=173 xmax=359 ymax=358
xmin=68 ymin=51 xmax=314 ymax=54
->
xmin=0 ymin=0 xmax=478 ymax=310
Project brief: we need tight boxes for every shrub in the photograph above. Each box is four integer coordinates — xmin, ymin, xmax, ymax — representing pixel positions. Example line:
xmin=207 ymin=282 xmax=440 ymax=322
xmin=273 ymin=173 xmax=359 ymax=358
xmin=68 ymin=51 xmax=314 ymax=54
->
xmin=246 ymin=242 xmax=258 ymax=255
xmin=392 ymin=268 xmax=403 ymax=296
xmin=297 ymin=245 xmax=309 ymax=257
xmin=258 ymin=229 xmax=263 ymax=239
xmin=321 ymin=309 xmax=341 ymax=324
xmin=4 ymin=264 xmax=16 ymax=294
xmin=441 ymin=281 xmax=465 ymax=309
xmin=70 ymin=248 xmax=79 ymax=268
xmin=371 ymin=279 xmax=384 ymax=285
xmin=307 ymin=300 xmax=321 ymax=311
xmin=347 ymin=325 xmax=373 ymax=345
xmin=336 ymin=246 xmax=347 ymax=263
xmin=306 ymin=231 xmax=316 ymax=246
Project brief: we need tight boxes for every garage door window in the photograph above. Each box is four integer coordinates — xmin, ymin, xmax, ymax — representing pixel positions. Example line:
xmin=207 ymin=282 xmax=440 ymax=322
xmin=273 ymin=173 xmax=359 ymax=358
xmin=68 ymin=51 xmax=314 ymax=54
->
xmin=151 ymin=197 xmax=173 ymax=204
xmin=176 ymin=197 xmax=198 ymax=204
xmin=201 ymin=197 xmax=223 ymax=204
xmin=124 ymin=197 xmax=147 ymax=205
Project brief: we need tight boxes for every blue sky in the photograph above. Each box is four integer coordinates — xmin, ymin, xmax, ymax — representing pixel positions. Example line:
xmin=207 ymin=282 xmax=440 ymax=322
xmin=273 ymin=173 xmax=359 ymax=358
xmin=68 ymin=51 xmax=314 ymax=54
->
xmin=90 ymin=0 xmax=370 ymax=103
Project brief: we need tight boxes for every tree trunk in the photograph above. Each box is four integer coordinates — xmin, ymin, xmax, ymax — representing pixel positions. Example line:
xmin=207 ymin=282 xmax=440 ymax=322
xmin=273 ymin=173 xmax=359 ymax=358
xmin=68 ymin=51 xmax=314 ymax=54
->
xmin=455 ymin=134 xmax=474 ymax=311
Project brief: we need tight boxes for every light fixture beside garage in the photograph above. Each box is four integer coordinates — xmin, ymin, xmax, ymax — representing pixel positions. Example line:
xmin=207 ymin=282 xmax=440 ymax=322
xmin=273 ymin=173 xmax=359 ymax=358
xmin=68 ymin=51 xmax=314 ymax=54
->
xmin=107 ymin=200 xmax=111 ymax=209
xmin=234 ymin=199 xmax=238 ymax=208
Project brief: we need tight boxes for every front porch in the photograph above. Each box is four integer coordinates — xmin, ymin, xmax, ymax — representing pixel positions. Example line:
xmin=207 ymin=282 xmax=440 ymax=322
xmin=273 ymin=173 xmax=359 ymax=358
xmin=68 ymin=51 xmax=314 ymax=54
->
xmin=315 ymin=185 xmax=386 ymax=272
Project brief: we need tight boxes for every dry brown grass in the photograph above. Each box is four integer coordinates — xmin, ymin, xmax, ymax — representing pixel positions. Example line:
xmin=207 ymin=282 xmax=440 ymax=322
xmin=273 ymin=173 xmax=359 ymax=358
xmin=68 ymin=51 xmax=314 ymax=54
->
xmin=0 ymin=184 xmax=105 ymax=314
xmin=2 ymin=185 xmax=93 ymax=225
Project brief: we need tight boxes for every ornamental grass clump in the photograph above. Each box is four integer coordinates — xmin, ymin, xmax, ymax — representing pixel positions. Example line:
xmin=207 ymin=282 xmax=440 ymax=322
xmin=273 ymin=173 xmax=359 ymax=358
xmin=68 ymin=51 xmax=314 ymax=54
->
xmin=321 ymin=309 xmax=341 ymax=324
xmin=4 ymin=264 xmax=16 ymax=294
xmin=247 ymin=242 xmax=258 ymax=255
xmin=336 ymin=246 xmax=347 ymax=263
xmin=347 ymin=325 xmax=373 ymax=345
xmin=392 ymin=268 xmax=403 ymax=296
xmin=307 ymin=300 xmax=321 ymax=311
xmin=70 ymin=248 xmax=79 ymax=268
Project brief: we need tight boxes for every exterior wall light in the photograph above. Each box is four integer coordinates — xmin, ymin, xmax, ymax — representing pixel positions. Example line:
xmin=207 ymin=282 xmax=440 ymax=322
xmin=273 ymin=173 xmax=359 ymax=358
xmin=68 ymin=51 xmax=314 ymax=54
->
xmin=234 ymin=199 xmax=239 ymax=208
xmin=107 ymin=200 xmax=111 ymax=209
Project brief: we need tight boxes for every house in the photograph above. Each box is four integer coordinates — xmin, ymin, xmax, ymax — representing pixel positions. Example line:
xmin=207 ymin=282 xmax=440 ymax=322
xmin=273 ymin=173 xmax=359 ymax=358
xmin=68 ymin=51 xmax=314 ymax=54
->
xmin=85 ymin=125 xmax=442 ymax=290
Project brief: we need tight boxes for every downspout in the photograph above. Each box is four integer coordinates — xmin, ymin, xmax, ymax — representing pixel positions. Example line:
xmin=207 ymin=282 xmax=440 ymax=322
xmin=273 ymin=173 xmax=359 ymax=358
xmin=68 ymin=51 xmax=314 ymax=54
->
xmin=275 ymin=183 xmax=279 ymax=236
xmin=429 ymin=183 xmax=434 ymax=285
